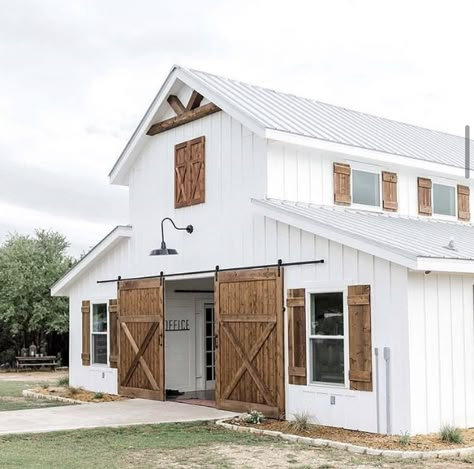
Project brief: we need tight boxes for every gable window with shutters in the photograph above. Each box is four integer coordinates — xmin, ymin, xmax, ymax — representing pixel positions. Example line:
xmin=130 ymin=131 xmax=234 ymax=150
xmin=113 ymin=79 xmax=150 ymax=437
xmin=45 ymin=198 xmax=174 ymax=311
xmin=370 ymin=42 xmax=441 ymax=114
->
xmin=308 ymin=290 xmax=348 ymax=386
xmin=174 ymin=136 xmax=205 ymax=208
xmin=91 ymin=303 xmax=108 ymax=365
xmin=433 ymin=182 xmax=456 ymax=217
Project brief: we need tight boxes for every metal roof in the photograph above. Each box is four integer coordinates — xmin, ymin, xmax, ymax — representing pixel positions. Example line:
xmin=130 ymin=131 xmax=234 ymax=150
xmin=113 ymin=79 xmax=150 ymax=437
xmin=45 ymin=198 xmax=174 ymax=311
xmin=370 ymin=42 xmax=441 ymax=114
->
xmin=254 ymin=198 xmax=474 ymax=261
xmin=187 ymin=67 xmax=473 ymax=170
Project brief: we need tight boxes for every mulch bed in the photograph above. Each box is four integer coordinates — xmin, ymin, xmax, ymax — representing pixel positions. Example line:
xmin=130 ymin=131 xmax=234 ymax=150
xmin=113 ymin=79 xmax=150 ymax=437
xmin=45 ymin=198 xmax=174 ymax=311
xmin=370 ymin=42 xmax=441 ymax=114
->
xmin=34 ymin=386 xmax=127 ymax=403
xmin=231 ymin=419 xmax=474 ymax=451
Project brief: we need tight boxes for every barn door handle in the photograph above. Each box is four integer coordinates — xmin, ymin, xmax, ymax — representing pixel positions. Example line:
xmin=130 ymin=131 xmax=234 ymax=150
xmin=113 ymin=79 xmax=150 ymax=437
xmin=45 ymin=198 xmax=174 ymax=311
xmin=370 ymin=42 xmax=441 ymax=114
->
xmin=215 ymin=334 xmax=218 ymax=349
xmin=159 ymin=333 xmax=163 ymax=346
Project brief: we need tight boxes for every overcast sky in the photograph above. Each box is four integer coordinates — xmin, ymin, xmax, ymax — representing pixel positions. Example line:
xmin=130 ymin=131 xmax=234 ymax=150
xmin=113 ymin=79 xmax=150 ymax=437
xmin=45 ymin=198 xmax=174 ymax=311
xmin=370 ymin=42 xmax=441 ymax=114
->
xmin=1 ymin=0 xmax=473 ymax=256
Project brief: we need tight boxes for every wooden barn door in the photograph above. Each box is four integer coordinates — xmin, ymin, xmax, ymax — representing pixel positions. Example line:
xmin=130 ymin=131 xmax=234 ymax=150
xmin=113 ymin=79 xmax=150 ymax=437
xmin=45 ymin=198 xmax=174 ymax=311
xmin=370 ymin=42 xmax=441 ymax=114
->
xmin=118 ymin=278 xmax=165 ymax=400
xmin=215 ymin=268 xmax=284 ymax=417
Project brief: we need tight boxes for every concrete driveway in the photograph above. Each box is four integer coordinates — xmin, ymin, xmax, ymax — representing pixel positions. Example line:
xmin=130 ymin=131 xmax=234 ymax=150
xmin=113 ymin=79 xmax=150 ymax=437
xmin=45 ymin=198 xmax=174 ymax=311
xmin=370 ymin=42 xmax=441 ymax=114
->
xmin=0 ymin=399 xmax=237 ymax=435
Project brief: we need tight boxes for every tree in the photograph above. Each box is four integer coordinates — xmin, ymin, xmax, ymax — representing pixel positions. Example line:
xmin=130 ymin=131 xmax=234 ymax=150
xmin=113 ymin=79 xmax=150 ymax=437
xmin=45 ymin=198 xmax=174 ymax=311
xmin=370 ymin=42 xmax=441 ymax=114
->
xmin=0 ymin=229 xmax=74 ymax=355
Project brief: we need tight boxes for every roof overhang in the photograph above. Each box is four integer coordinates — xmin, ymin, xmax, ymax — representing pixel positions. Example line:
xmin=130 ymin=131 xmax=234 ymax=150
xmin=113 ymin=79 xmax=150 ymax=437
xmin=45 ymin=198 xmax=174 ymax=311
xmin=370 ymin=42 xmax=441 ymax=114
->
xmin=109 ymin=65 xmax=266 ymax=186
xmin=51 ymin=225 xmax=132 ymax=297
xmin=265 ymin=129 xmax=473 ymax=180
xmin=252 ymin=199 xmax=474 ymax=274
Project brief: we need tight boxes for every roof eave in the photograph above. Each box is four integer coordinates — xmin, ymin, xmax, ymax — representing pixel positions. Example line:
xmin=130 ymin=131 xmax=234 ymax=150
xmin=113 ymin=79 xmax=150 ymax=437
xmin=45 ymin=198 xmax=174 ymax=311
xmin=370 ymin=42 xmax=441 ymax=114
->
xmin=415 ymin=257 xmax=474 ymax=274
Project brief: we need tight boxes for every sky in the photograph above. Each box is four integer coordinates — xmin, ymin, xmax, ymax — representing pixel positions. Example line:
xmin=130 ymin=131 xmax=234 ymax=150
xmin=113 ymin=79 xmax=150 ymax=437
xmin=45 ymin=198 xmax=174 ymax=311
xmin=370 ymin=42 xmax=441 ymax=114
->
xmin=1 ymin=0 xmax=473 ymax=256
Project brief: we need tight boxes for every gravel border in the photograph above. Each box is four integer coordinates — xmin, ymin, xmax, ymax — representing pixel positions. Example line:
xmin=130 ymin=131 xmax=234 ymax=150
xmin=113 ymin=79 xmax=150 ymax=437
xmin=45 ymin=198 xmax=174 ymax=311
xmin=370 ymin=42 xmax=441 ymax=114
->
xmin=22 ymin=389 xmax=84 ymax=405
xmin=215 ymin=420 xmax=474 ymax=460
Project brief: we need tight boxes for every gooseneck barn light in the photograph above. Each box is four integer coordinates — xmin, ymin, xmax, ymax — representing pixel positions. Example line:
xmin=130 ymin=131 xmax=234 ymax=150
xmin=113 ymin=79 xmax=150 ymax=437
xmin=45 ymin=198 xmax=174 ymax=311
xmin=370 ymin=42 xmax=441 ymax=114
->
xmin=150 ymin=217 xmax=194 ymax=256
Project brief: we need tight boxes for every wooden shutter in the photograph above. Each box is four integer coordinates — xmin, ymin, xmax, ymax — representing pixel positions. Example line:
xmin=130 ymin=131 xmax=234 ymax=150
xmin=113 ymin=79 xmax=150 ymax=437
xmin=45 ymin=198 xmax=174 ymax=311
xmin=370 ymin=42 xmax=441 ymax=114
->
xmin=334 ymin=163 xmax=351 ymax=205
xmin=418 ymin=177 xmax=432 ymax=215
xmin=458 ymin=185 xmax=470 ymax=221
xmin=109 ymin=299 xmax=118 ymax=369
xmin=287 ymin=289 xmax=306 ymax=385
xmin=382 ymin=171 xmax=398 ymax=211
xmin=81 ymin=300 xmax=90 ymax=366
xmin=174 ymin=136 xmax=205 ymax=208
xmin=348 ymin=285 xmax=372 ymax=391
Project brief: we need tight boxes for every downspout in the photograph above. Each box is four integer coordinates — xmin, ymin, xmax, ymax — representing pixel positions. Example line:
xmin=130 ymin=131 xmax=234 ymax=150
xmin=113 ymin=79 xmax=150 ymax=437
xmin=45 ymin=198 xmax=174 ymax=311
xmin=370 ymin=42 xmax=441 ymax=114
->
xmin=384 ymin=347 xmax=392 ymax=434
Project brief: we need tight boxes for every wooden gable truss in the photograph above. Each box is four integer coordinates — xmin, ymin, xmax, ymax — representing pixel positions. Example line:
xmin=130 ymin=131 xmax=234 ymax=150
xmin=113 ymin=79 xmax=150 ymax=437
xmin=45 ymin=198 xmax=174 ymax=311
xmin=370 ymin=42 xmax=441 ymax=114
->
xmin=147 ymin=90 xmax=220 ymax=136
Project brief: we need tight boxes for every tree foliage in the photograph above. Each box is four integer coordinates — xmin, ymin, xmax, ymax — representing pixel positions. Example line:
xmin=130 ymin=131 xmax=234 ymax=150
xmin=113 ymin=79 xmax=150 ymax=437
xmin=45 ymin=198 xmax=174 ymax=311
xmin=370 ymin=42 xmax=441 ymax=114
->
xmin=0 ymin=230 xmax=73 ymax=356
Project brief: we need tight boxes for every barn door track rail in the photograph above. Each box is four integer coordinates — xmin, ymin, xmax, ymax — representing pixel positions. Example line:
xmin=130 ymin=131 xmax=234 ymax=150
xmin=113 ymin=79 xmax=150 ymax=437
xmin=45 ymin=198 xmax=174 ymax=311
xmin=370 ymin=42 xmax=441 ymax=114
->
xmin=97 ymin=258 xmax=325 ymax=284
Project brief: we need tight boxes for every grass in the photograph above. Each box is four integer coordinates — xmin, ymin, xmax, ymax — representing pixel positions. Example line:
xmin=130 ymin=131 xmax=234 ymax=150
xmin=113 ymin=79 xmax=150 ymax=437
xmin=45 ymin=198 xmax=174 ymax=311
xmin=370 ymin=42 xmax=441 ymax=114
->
xmin=0 ymin=422 xmax=277 ymax=468
xmin=440 ymin=424 xmax=464 ymax=444
xmin=289 ymin=412 xmax=312 ymax=432
xmin=0 ymin=380 xmax=72 ymax=412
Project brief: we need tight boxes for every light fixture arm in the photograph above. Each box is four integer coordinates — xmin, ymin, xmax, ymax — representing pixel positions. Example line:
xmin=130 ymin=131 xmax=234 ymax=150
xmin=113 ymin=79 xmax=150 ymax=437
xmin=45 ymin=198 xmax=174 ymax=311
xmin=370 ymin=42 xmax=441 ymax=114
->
xmin=160 ymin=217 xmax=193 ymax=249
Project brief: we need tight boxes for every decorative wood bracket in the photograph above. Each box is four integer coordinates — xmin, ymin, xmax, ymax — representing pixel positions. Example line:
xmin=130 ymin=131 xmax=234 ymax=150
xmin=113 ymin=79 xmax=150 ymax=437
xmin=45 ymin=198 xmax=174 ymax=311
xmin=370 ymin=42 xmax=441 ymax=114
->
xmin=147 ymin=90 xmax=220 ymax=136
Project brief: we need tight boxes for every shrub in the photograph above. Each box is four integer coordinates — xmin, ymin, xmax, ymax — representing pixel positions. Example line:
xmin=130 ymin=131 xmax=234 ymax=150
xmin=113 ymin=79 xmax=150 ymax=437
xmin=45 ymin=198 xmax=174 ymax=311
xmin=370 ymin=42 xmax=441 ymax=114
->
xmin=57 ymin=376 xmax=69 ymax=387
xmin=440 ymin=424 xmax=463 ymax=444
xmin=93 ymin=392 xmax=103 ymax=399
xmin=241 ymin=410 xmax=265 ymax=424
xmin=399 ymin=432 xmax=410 ymax=446
xmin=289 ymin=412 xmax=312 ymax=432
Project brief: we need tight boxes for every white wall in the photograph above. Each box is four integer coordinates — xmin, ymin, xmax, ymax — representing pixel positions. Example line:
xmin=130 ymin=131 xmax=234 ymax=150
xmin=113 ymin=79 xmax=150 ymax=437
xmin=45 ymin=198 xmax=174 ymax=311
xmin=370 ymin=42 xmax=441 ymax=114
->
xmin=126 ymin=110 xmax=267 ymax=279
xmin=262 ymin=218 xmax=411 ymax=434
xmin=408 ymin=271 xmax=474 ymax=434
xmin=267 ymin=140 xmax=474 ymax=220
xmin=68 ymin=239 xmax=129 ymax=394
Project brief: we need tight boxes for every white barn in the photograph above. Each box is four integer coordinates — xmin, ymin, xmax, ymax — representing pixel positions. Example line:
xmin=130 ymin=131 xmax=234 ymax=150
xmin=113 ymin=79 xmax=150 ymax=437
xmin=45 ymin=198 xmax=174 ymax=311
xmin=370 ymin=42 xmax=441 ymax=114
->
xmin=52 ymin=66 xmax=474 ymax=435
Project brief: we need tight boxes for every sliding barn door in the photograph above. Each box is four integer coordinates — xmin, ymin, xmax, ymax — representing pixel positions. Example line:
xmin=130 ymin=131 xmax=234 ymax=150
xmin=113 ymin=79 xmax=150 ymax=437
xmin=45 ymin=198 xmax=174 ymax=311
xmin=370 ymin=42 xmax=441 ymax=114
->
xmin=215 ymin=268 xmax=284 ymax=417
xmin=118 ymin=278 xmax=165 ymax=400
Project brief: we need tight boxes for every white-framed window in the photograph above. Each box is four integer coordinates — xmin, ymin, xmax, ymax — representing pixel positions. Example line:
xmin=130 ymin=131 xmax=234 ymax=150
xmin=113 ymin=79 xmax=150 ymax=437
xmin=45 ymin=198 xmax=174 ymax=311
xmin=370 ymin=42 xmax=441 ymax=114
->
xmin=91 ymin=303 xmax=108 ymax=365
xmin=309 ymin=290 xmax=347 ymax=386
xmin=352 ymin=169 xmax=381 ymax=208
xmin=433 ymin=182 xmax=456 ymax=217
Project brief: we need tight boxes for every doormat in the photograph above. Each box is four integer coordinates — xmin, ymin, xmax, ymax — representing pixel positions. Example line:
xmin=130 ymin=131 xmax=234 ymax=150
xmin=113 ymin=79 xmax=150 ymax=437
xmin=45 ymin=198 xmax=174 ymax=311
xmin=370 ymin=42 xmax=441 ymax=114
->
xmin=174 ymin=398 xmax=216 ymax=408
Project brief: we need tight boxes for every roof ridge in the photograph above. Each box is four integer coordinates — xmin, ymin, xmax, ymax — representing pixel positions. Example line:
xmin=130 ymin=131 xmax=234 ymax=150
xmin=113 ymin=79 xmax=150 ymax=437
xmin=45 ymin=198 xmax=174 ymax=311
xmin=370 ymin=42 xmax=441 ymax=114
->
xmin=187 ymin=67 xmax=473 ymax=144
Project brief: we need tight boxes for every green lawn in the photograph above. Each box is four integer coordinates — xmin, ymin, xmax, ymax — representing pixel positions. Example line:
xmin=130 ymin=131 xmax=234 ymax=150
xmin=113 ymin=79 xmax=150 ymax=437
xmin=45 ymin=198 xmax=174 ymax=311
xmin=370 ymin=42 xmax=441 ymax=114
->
xmin=0 ymin=422 xmax=276 ymax=468
xmin=0 ymin=380 xmax=72 ymax=411
xmin=0 ymin=422 xmax=472 ymax=469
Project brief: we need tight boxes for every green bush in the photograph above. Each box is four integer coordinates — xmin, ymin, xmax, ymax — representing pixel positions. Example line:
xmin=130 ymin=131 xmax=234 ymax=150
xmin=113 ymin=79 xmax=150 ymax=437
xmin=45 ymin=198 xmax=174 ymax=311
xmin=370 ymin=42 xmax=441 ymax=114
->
xmin=93 ymin=392 xmax=104 ymax=399
xmin=440 ymin=424 xmax=463 ymax=444
xmin=241 ymin=410 xmax=265 ymax=424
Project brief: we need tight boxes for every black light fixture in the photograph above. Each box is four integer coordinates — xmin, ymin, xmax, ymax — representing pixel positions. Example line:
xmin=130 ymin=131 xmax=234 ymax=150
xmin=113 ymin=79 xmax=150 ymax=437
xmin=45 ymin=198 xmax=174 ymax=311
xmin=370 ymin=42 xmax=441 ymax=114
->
xmin=150 ymin=217 xmax=193 ymax=256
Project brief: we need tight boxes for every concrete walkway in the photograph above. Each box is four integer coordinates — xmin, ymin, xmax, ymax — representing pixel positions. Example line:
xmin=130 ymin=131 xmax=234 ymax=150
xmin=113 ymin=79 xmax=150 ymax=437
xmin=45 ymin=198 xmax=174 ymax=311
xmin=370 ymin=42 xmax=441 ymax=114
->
xmin=0 ymin=399 xmax=237 ymax=435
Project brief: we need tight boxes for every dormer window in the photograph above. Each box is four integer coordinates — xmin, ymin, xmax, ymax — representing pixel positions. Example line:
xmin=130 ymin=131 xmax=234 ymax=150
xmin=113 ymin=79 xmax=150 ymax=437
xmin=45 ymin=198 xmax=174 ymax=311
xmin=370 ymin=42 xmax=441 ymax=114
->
xmin=433 ymin=183 xmax=456 ymax=217
xmin=352 ymin=170 xmax=380 ymax=207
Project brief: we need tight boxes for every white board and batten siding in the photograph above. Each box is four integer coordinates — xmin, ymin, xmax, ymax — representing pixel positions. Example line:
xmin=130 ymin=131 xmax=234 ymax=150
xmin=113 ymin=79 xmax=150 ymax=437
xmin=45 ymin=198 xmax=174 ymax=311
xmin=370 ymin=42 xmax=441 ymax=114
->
xmin=408 ymin=272 xmax=474 ymax=434
xmin=267 ymin=141 xmax=474 ymax=218
xmin=127 ymin=111 xmax=267 ymax=279
xmin=68 ymin=239 xmax=129 ymax=394
xmin=259 ymin=217 xmax=411 ymax=434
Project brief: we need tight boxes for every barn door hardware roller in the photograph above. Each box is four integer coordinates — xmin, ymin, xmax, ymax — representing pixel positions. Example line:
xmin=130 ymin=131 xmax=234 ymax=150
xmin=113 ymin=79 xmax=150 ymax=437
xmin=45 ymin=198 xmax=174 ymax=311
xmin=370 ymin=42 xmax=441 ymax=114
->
xmin=98 ymin=259 xmax=324 ymax=284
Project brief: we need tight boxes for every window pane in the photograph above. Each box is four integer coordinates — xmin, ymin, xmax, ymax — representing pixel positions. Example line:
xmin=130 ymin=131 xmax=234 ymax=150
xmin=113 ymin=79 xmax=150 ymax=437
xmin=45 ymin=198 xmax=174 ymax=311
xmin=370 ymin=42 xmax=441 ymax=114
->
xmin=311 ymin=338 xmax=344 ymax=384
xmin=93 ymin=304 xmax=107 ymax=333
xmin=352 ymin=170 xmax=380 ymax=206
xmin=311 ymin=292 xmax=344 ymax=336
xmin=433 ymin=184 xmax=455 ymax=216
xmin=92 ymin=334 xmax=107 ymax=365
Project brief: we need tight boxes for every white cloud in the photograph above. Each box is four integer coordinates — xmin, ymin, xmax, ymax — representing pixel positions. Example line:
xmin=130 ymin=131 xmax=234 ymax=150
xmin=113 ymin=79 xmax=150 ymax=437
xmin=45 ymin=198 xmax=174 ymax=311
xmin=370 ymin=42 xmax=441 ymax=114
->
xmin=0 ymin=0 xmax=473 ymax=256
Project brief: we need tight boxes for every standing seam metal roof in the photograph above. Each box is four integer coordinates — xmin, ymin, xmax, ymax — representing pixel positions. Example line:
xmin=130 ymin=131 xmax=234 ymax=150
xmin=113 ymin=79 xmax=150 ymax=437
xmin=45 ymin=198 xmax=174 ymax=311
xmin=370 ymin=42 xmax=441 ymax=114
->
xmin=186 ymin=67 xmax=473 ymax=170
xmin=256 ymin=199 xmax=474 ymax=260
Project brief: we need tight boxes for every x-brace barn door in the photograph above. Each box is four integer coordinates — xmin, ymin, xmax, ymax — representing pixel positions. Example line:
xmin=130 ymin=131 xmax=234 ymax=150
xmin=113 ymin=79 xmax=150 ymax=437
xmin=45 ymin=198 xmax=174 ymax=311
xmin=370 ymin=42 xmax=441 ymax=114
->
xmin=215 ymin=267 xmax=284 ymax=417
xmin=118 ymin=278 xmax=165 ymax=400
